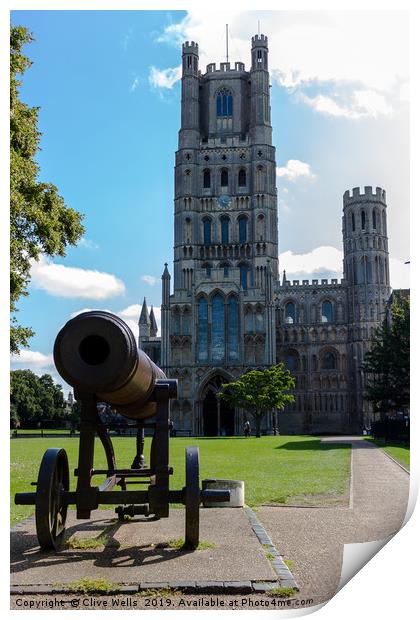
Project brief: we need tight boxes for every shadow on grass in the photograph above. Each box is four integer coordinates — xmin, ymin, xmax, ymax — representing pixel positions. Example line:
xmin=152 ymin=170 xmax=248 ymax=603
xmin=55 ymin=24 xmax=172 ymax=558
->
xmin=277 ymin=441 xmax=351 ymax=451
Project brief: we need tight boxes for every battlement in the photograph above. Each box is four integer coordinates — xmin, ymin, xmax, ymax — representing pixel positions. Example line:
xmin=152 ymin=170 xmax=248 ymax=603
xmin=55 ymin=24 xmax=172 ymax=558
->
xmin=343 ymin=186 xmax=386 ymax=206
xmin=205 ymin=61 xmax=246 ymax=74
xmin=280 ymin=278 xmax=345 ymax=288
xmin=251 ymin=34 xmax=268 ymax=47
xmin=182 ymin=41 xmax=199 ymax=54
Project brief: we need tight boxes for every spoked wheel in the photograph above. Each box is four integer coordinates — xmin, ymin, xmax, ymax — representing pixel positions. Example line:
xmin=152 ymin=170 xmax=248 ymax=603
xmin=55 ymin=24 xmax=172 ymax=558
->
xmin=184 ymin=446 xmax=200 ymax=549
xmin=35 ymin=448 xmax=69 ymax=550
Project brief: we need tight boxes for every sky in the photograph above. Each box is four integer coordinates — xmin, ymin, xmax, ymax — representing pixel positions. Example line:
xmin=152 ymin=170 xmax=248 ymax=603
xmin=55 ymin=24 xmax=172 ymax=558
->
xmin=9 ymin=9 xmax=410 ymax=390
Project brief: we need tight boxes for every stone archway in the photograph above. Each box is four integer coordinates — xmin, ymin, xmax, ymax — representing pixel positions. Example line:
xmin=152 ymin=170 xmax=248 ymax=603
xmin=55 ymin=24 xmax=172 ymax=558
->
xmin=200 ymin=373 xmax=235 ymax=437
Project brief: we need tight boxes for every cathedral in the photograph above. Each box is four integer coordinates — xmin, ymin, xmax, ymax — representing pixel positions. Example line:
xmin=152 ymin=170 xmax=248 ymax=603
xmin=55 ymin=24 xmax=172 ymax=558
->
xmin=139 ymin=34 xmax=391 ymax=436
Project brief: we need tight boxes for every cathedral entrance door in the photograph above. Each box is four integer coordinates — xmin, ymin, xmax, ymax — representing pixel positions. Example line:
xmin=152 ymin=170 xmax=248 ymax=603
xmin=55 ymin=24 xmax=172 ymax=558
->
xmin=201 ymin=374 xmax=235 ymax=436
xmin=220 ymin=399 xmax=234 ymax=436
xmin=202 ymin=391 xmax=218 ymax=436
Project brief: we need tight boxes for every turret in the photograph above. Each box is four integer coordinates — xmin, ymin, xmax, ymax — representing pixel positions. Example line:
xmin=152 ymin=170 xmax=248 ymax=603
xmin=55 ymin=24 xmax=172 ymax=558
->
xmin=343 ymin=186 xmax=390 ymax=305
xmin=179 ymin=41 xmax=200 ymax=149
xmin=161 ymin=263 xmax=171 ymax=371
xmin=250 ymin=34 xmax=272 ymax=144
xmin=342 ymin=186 xmax=391 ymax=431
xmin=149 ymin=306 xmax=158 ymax=337
xmin=138 ymin=297 xmax=151 ymax=346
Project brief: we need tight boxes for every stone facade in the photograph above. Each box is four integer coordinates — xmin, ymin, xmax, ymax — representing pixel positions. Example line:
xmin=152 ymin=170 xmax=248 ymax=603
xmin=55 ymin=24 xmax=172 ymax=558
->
xmin=139 ymin=34 xmax=391 ymax=436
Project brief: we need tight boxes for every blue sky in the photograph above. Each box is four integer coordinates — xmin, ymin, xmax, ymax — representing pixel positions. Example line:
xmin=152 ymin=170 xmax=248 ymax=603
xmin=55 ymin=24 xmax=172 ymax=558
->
xmin=10 ymin=10 xmax=409 ymax=388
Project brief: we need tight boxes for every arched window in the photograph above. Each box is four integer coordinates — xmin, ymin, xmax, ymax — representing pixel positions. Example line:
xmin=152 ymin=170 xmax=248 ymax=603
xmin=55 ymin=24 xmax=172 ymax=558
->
xmin=211 ymin=294 xmax=225 ymax=361
xmin=216 ymin=88 xmax=233 ymax=117
xmin=238 ymin=215 xmax=248 ymax=243
xmin=285 ymin=302 xmax=296 ymax=324
xmin=361 ymin=210 xmax=366 ymax=230
xmin=321 ymin=300 xmax=333 ymax=323
xmin=202 ymin=262 xmax=212 ymax=277
xmin=256 ymin=214 xmax=265 ymax=240
xmin=322 ymin=351 xmax=337 ymax=370
xmin=220 ymin=215 xmax=230 ymax=244
xmin=203 ymin=168 xmax=211 ymax=189
xmin=238 ymin=168 xmax=246 ymax=187
xmin=286 ymin=351 xmax=299 ymax=371
xmin=255 ymin=306 xmax=264 ymax=332
xmin=352 ymin=212 xmax=355 ymax=232
xmin=244 ymin=307 xmax=253 ymax=332
xmin=220 ymin=168 xmax=229 ymax=187
xmin=172 ymin=308 xmax=181 ymax=334
xmin=239 ymin=264 xmax=248 ymax=290
xmin=372 ymin=210 xmax=377 ymax=230
xmin=220 ymin=262 xmax=229 ymax=277
xmin=203 ymin=218 xmax=211 ymax=245
xmin=197 ymin=298 xmax=208 ymax=362
xmin=227 ymin=296 xmax=239 ymax=361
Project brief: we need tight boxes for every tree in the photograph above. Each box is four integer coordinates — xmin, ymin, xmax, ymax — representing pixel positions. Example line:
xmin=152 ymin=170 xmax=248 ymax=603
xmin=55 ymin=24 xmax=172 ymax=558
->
xmin=10 ymin=369 xmax=67 ymax=427
xmin=363 ymin=295 xmax=410 ymax=415
xmin=220 ymin=364 xmax=295 ymax=438
xmin=10 ymin=25 xmax=84 ymax=353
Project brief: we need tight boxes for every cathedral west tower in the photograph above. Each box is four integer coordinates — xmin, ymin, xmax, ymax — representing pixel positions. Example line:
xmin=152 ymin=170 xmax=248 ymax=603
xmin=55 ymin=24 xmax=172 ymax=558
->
xmin=145 ymin=33 xmax=394 ymax=436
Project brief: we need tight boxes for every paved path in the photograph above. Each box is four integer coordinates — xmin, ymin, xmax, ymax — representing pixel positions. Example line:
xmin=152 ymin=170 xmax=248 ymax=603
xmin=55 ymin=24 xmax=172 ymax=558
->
xmin=11 ymin=507 xmax=275 ymax=587
xmin=257 ymin=437 xmax=410 ymax=606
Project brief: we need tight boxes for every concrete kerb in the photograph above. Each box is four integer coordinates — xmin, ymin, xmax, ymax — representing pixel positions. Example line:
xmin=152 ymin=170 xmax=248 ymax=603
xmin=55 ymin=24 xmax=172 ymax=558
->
xmin=363 ymin=439 xmax=410 ymax=475
xmin=243 ymin=506 xmax=299 ymax=591
xmin=10 ymin=581 xmax=280 ymax=596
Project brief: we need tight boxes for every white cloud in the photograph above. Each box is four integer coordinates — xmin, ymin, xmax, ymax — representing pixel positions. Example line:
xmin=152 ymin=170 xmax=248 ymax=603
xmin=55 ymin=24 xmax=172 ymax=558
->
xmin=153 ymin=11 xmax=408 ymax=117
xmin=149 ymin=65 xmax=182 ymax=90
xmin=279 ymin=246 xmax=343 ymax=280
xmin=276 ymin=159 xmax=316 ymax=181
xmin=130 ymin=76 xmax=139 ymax=92
xmin=30 ymin=255 xmax=125 ymax=299
xmin=70 ymin=303 xmax=161 ymax=339
xmin=390 ymin=258 xmax=410 ymax=290
xmin=141 ymin=275 xmax=159 ymax=286
xmin=11 ymin=350 xmax=54 ymax=368
xmin=279 ymin=246 xmax=410 ymax=289
xmin=300 ymin=90 xmax=393 ymax=120
xmin=78 ymin=237 xmax=99 ymax=249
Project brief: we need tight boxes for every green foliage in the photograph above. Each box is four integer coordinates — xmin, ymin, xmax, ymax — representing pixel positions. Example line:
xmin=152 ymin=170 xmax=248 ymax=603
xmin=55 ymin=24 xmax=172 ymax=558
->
xmin=10 ymin=25 xmax=84 ymax=352
xmin=10 ymin=369 xmax=67 ymax=427
xmin=220 ymin=363 xmax=295 ymax=437
xmin=362 ymin=296 xmax=410 ymax=413
xmin=65 ymin=578 xmax=118 ymax=594
xmin=267 ymin=587 xmax=297 ymax=598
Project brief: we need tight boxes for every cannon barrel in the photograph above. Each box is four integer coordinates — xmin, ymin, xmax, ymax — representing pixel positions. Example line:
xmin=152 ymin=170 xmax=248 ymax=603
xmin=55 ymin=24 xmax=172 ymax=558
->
xmin=53 ymin=310 xmax=172 ymax=419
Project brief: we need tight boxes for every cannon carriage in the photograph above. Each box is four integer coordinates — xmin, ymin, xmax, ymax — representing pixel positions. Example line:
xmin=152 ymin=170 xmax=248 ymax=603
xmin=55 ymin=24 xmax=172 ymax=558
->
xmin=15 ymin=311 xmax=229 ymax=550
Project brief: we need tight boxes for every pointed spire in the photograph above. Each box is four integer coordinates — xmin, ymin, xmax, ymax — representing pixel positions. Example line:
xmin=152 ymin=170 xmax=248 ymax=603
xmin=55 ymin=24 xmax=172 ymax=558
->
xmin=282 ymin=269 xmax=287 ymax=286
xmin=162 ymin=262 xmax=170 ymax=279
xmin=139 ymin=297 xmax=151 ymax=325
xmin=149 ymin=305 xmax=158 ymax=337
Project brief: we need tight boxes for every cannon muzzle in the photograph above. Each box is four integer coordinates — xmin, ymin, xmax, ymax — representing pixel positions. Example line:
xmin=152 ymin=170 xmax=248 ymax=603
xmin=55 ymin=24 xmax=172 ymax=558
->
xmin=53 ymin=310 xmax=172 ymax=419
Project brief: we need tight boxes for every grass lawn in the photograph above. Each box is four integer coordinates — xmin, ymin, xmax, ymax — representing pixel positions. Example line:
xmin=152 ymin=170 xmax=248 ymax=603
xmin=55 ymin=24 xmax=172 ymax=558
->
xmin=365 ymin=437 xmax=410 ymax=470
xmin=10 ymin=435 xmax=351 ymax=525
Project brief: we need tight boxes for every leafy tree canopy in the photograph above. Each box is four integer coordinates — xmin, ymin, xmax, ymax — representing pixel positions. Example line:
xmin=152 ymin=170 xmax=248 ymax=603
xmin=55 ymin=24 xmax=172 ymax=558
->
xmin=10 ymin=25 xmax=84 ymax=353
xmin=220 ymin=363 xmax=295 ymax=437
xmin=10 ymin=369 xmax=68 ymax=427
xmin=363 ymin=295 xmax=410 ymax=414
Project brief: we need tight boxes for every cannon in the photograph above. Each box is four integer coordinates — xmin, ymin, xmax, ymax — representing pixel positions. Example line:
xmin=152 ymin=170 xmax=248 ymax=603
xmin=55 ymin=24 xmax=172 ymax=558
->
xmin=15 ymin=311 xmax=229 ymax=550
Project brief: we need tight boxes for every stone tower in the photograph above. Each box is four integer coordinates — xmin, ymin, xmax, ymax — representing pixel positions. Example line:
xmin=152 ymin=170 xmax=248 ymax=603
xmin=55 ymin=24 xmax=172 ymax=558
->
xmin=342 ymin=186 xmax=391 ymax=427
xmin=153 ymin=33 xmax=398 ymax=436
xmin=161 ymin=33 xmax=279 ymax=435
